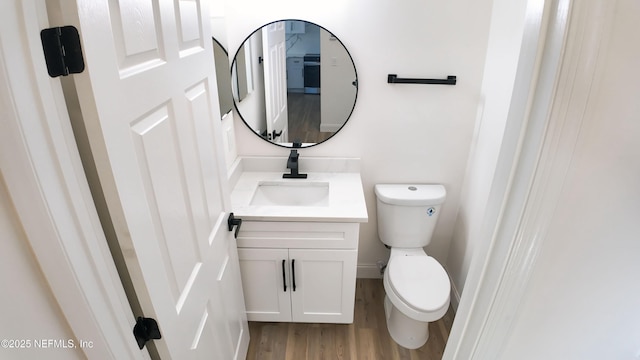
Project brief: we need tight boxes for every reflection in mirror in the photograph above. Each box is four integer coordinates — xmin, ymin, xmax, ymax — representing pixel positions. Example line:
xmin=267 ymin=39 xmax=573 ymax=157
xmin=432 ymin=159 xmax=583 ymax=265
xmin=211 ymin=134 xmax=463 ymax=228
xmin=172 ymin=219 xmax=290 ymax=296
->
xmin=232 ymin=41 xmax=254 ymax=102
xmin=212 ymin=38 xmax=234 ymax=119
xmin=231 ymin=20 xmax=357 ymax=148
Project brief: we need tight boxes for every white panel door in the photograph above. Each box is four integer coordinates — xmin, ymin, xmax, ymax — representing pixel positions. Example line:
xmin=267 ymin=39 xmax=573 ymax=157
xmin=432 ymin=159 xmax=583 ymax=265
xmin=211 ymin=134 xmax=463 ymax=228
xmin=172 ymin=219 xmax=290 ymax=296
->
xmin=262 ymin=21 xmax=288 ymax=143
xmin=63 ymin=0 xmax=248 ymax=358
xmin=289 ymin=249 xmax=358 ymax=323
xmin=238 ymin=248 xmax=292 ymax=322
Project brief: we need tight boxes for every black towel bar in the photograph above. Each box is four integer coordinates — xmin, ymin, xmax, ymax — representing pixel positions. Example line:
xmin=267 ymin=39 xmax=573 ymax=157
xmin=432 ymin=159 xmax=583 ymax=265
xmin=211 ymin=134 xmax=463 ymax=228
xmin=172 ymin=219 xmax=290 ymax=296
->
xmin=387 ymin=74 xmax=457 ymax=85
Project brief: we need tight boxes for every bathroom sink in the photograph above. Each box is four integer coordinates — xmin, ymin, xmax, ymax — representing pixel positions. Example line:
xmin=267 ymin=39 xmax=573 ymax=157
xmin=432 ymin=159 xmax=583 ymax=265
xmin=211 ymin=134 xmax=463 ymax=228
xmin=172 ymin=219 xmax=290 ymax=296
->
xmin=250 ymin=181 xmax=330 ymax=207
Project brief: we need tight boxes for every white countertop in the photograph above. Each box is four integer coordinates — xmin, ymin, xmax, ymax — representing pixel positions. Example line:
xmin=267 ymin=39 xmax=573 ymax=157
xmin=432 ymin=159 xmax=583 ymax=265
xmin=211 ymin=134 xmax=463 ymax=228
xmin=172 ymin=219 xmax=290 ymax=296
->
xmin=230 ymin=171 xmax=368 ymax=222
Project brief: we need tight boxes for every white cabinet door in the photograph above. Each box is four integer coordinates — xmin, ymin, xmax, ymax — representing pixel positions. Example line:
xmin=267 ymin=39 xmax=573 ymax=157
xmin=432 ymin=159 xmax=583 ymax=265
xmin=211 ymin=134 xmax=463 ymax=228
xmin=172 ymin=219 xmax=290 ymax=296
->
xmin=238 ymin=248 xmax=292 ymax=322
xmin=62 ymin=0 xmax=248 ymax=358
xmin=289 ymin=249 xmax=358 ymax=323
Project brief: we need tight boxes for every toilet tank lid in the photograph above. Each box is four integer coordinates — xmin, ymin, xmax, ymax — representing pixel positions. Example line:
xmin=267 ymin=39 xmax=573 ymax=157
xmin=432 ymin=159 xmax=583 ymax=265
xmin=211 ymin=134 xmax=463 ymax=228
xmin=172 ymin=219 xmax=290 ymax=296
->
xmin=375 ymin=184 xmax=446 ymax=206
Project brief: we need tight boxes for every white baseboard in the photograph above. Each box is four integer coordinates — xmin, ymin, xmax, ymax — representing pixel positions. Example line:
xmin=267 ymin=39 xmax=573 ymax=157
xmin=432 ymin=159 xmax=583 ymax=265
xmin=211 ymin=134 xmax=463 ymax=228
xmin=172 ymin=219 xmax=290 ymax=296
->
xmin=357 ymin=264 xmax=382 ymax=279
xmin=449 ymin=276 xmax=462 ymax=312
xmin=320 ymin=123 xmax=342 ymax=133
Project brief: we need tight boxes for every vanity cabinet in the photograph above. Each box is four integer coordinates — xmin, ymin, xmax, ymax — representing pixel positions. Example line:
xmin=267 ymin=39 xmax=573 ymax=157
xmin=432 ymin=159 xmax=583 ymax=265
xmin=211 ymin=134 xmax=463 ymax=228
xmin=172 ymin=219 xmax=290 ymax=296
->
xmin=236 ymin=221 xmax=359 ymax=324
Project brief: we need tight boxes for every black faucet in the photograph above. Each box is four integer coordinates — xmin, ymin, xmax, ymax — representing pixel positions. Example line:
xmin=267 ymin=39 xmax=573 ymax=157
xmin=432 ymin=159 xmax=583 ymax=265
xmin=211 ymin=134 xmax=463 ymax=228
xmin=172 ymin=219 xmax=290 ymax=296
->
xmin=283 ymin=149 xmax=307 ymax=179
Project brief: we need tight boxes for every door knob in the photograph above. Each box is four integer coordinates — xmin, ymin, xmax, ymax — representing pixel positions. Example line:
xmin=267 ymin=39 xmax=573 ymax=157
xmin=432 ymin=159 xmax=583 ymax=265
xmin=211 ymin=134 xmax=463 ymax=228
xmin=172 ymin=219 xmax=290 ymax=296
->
xmin=227 ymin=213 xmax=242 ymax=238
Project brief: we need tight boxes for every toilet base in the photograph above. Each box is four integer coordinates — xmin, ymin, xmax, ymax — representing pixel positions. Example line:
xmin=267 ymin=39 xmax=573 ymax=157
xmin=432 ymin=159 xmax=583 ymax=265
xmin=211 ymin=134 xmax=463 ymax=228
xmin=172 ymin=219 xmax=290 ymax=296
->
xmin=384 ymin=295 xmax=429 ymax=349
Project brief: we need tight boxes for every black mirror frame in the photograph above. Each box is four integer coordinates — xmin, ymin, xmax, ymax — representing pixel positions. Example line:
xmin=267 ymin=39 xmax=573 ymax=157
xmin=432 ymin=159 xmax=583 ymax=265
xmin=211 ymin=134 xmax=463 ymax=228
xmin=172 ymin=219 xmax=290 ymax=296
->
xmin=231 ymin=19 xmax=358 ymax=149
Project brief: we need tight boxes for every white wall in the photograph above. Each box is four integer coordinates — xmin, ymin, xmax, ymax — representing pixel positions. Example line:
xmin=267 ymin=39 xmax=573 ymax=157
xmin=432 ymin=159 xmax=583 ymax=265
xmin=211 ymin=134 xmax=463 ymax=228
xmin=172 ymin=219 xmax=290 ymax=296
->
xmin=0 ymin=179 xmax=83 ymax=360
xmin=501 ymin=1 xmax=640 ymax=357
xmin=286 ymin=21 xmax=320 ymax=55
xmin=447 ymin=0 xmax=529 ymax=303
xmin=320 ymin=29 xmax=357 ymax=133
xmin=222 ymin=0 xmax=493 ymax=275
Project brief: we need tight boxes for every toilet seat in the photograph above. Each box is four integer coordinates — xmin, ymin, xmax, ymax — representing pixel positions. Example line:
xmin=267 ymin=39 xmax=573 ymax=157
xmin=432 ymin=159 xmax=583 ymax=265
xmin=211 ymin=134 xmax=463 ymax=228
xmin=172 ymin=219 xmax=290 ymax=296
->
xmin=385 ymin=255 xmax=450 ymax=319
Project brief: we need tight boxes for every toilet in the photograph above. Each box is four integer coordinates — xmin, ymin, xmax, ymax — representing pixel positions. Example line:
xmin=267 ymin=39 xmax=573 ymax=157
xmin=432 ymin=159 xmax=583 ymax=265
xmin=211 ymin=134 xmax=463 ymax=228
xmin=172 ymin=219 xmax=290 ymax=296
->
xmin=375 ymin=184 xmax=451 ymax=349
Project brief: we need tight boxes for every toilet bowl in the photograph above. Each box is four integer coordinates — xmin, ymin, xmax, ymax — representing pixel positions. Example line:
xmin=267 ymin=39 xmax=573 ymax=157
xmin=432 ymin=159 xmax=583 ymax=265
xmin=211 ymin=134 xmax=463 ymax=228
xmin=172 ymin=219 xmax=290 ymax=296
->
xmin=374 ymin=184 xmax=451 ymax=349
xmin=382 ymin=248 xmax=450 ymax=349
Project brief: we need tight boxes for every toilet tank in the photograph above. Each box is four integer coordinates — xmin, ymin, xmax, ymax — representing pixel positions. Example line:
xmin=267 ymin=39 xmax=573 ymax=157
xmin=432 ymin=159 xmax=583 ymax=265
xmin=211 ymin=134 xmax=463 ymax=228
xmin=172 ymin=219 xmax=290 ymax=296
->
xmin=375 ymin=184 xmax=446 ymax=248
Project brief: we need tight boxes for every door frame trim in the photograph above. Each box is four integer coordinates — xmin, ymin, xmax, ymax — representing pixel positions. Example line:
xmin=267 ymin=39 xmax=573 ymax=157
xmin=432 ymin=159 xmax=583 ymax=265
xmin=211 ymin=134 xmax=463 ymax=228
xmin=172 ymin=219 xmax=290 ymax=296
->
xmin=443 ymin=0 xmax=569 ymax=357
xmin=444 ymin=0 xmax=616 ymax=358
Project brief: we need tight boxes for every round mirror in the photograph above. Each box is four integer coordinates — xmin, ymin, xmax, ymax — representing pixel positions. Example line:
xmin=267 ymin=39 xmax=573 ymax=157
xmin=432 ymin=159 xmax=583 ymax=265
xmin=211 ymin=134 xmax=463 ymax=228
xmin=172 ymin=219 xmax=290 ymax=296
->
xmin=231 ymin=20 xmax=358 ymax=148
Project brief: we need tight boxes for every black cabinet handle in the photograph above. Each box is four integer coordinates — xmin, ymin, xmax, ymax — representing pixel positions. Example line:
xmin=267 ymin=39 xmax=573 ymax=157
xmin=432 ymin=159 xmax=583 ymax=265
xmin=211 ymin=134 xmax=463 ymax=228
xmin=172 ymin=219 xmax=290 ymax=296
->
xmin=282 ymin=260 xmax=287 ymax=292
xmin=291 ymin=259 xmax=296 ymax=292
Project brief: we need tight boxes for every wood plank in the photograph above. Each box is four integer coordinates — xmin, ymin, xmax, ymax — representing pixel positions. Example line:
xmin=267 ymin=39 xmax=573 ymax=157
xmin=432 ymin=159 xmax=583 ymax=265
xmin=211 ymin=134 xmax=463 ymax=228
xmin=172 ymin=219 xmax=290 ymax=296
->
xmin=307 ymin=324 xmax=336 ymax=359
xmin=334 ymin=322 xmax=357 ymax=360
xmin=285 ymin=322 xmax=308 ymax=360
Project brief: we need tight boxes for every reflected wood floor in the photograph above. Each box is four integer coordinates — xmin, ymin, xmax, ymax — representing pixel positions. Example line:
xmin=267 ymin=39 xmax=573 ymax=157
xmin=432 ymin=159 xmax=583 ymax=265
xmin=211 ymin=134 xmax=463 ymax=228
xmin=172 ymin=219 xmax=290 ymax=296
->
xmin=246 ymin=278 xmax=454 ymax=360
xmin=287 ymin=93 xmax=334 ymax=144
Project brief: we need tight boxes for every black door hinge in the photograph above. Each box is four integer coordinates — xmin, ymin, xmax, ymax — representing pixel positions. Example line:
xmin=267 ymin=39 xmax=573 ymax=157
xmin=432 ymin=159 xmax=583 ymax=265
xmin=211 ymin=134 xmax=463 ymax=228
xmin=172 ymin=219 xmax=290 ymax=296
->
xmin=40 ymin=26 xmax=85 ymax=78
xmin=133 ymin=316 xmax=161 ymax=350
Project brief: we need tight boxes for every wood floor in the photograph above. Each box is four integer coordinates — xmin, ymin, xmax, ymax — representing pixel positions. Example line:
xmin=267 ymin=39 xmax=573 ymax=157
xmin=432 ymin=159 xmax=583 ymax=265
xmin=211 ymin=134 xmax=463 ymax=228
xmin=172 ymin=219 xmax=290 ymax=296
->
xmin=287 ymin=93 xmax=334 ymax=144
xmin=246 ymin=278 xmax=455 ymax=360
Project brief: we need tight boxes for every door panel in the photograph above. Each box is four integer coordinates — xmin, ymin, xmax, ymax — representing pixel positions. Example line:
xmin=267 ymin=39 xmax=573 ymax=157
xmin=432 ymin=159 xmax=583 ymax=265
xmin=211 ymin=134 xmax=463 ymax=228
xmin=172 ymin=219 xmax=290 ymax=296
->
xmin=130 ymin=105 xmax=202 ymax=304
xmin=238 ymin=248 xmax=292 ymax=322
xmin=108 ymin=0 xmax=164 ymax=77
xmin=62 ymin=0 xmax=249 ymax=358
